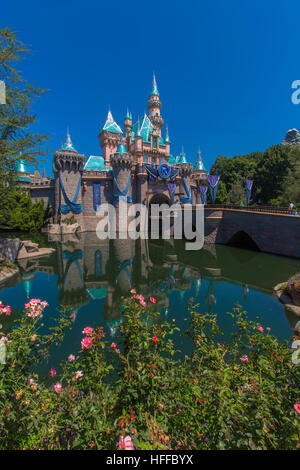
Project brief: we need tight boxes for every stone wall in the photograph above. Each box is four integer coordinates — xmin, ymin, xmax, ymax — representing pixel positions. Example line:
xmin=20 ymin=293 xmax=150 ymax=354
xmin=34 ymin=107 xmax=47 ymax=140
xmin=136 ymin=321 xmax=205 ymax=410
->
xmin=203 ymin=208 xmax=300 ymax=258
xmin=30 ymin=186 xmax=55 ymax=210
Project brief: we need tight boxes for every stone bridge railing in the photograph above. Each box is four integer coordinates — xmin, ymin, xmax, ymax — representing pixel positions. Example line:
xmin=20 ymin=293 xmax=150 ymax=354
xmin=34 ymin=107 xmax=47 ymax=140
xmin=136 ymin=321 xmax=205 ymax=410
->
xmin=205 ymin=204 xmax=298 ymax=216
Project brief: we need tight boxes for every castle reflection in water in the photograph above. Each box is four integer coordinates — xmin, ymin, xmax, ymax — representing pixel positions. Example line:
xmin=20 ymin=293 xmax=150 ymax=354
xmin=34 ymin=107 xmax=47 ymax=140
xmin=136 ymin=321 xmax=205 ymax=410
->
xmin=13 ymin=232 xmax=300 ymax=336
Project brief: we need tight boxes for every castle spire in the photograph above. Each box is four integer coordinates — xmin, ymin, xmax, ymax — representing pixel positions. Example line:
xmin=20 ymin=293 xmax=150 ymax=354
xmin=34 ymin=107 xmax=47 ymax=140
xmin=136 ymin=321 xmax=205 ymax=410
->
xmin=195 ymin=147 xmax=205 ymax=171
xmin=102 ymin=109 xmax=123 ymax=134
xmin=151 ymin=73 xmax=159 ymax=96
xmin=165 ymin=125 xmax=170 ymax=143
xmin=62 ymin=128 xmax=77 ymax=152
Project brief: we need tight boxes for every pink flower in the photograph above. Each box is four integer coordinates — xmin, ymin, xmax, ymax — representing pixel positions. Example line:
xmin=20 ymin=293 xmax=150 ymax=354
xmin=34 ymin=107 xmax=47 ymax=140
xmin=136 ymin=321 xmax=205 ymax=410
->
xmin=74 ymin=370 xmax=83 ymax=380
xmin=81 ymin=336 xmax=93 ymax=350
xmin=152 ymin=336 xmax=158 ymax=343
xmin=118 ymin=436 xmax=135 ymax=450
xmin=130 ymin=289 xmax=136 ymax=294
xmin=70 ymin=314 xmax=75 ymax=318
xmin=133 ymin=294 xmax=144 ymax=301
xmin=82 ymin=327 xmax=94 ymax=336
xmin=150 ymin=297 xmax=156 ymax=304
xmin=54 ymin=383 xmax=62 ymax=393
xmin=68 ymin=354 xmax=75 ymax=362
xmin=28 ymin=378 xmax=37 ymax=386
xmin=50 ymin=368 xmax=56 ymax=378
xmin=257 ymin=326 xmax=264 ymax=333
xmin=294 ymin=404 xmax=300 ymax=414
xmin=240 ymin=355 xmax=248 ymax=363
xmin=111 ymin=342 xmax=117 ymax=349
xmin=140 ymin=300 xmax=146 ymax=308
xmin=25 ymin=299 xmax=48 ymax=318
xmin=0 ymin=303 xmax=11 ymax=316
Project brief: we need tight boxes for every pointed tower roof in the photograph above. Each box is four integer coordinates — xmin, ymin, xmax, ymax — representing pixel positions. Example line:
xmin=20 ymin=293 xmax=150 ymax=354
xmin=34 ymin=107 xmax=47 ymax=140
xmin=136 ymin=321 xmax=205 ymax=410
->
xmin=102 ymin=110 xmax=123 ymax=134
xmin=150 ymin=73 xmax=159 ymax=96
xmin=16 ymin=159 xmax=29 ymax=173
xmin=62 ymin=129 xmax=77 ymax=152
xmin=178 ymin=147 xmax=187 ymax=164
xmin=165 ymin=125 xmax=170 ymax=143
xmin=115 ymin=141 xmax=128 ymax=155
xmin=132 ymin=114 xmax=154 ymax=142
xmin=195 ymin=147 xmax=205 ymax=171
xmin=125 ymin=108 xmax=131 ymax=120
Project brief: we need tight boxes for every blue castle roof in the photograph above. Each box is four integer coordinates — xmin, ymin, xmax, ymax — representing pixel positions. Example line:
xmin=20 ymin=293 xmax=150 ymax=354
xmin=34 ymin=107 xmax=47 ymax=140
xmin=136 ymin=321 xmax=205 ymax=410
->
xmin=84 ymin=156 xmax=112 ymax=171
xmin=102 ymin=110 xmax=122 ymax=134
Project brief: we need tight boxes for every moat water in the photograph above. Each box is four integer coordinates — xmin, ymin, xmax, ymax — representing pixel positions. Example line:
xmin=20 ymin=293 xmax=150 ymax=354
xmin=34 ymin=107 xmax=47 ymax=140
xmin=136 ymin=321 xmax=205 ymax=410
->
xmin=0 ymin=232 xmax=299 ymax=374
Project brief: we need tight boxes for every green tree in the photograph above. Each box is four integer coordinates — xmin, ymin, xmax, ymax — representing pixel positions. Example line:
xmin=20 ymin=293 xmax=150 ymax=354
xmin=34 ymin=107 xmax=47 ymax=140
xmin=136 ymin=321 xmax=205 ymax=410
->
xmin=0 ymin=188 xmax=52 ymax=232
xmin=227 ymin=181 xmax=246 ymax=205
xmin=0 ymin=28 xmax=48 ymax=199
xmin=214 ymin=180 xmax=229 ymax=204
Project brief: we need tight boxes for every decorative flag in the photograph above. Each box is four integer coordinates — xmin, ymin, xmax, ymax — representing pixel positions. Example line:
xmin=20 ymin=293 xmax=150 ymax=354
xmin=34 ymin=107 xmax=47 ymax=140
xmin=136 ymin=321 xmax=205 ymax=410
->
xmin=168 ymin=183 xmax=176 ymax=204
xmin=246 ymin=179 xmax=253 ymax=206
xmin=207 ymin=175 xmax=220 ymax=204
xmin=93 ymin=182 xmax=101 ymax=211
xmin=198 ymin=185 xmax=208 ymax=205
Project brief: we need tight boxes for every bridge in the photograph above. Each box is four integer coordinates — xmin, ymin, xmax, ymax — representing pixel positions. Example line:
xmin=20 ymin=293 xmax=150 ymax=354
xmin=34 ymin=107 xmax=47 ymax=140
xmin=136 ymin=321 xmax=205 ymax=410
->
xmin=202 ymin=205 xmax=300 ymax=258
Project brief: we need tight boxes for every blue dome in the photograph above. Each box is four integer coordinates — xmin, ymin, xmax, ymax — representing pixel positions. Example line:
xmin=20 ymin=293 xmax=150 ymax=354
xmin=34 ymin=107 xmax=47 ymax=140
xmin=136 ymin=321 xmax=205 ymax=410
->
xmin=84 ymin=156 xmax=111 ymax=171
xmin=116 ymin=142 xmax=128 ymax=155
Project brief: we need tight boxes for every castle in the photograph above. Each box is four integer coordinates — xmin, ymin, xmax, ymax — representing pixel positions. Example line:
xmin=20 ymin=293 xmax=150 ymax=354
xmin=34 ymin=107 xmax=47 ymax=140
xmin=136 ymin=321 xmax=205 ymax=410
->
xmin=17 ymin=76 xmax=206 ymax=232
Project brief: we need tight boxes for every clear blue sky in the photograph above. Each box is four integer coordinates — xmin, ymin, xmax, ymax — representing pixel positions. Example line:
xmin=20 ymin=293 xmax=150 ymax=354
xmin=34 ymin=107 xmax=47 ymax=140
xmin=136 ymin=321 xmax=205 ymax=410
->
xmin=2 ymin=0 xmax=300 ymax=176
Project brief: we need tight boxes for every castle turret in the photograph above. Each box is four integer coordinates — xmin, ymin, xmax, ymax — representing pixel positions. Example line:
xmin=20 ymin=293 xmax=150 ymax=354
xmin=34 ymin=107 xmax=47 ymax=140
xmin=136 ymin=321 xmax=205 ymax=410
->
xmin=53 ymin=130 xmax=85 ymax=224
xmin=147 ymin=74 xmax=164 ymax=136
xmin=99 ymin=110 xmax=123 ymax=166
xmin=195 ymin=147 xmax=205 ymax=172
xmin=165 ymin=125 xmax=171 ymax=156
xmin=124 ymin=109 xmax=132 ymax=148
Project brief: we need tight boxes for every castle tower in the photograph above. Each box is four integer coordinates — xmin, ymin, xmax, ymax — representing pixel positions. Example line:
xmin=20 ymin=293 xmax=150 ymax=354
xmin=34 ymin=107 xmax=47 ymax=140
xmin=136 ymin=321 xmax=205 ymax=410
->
xmin=124 ymin=109 xmax=132 ymax=142
xmin=53 ymin=130 xmax=85 ymax=225
xmin=110 ymin=142 xmax=133 ymax=233
xmin=147 ymin=74 xmax=164 ymax=136
xmin=99 ymin=110 xmax=123 ymax=166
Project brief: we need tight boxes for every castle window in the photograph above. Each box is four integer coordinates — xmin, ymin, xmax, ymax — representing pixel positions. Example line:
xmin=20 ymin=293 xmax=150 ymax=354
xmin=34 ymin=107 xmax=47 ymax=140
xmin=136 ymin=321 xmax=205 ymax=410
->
xmin=152 ymin=157 xmax=156 ymax=164
xmin=153 ymin=137 xmax=157 ymax=149
xmin=143 ymin=155 xmax=148 ymax=163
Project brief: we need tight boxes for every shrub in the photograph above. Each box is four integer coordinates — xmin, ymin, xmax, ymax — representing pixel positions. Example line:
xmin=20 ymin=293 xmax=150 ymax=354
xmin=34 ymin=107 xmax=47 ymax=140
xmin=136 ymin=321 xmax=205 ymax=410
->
xmin=0 ymin=295 xmax=299 ymax=450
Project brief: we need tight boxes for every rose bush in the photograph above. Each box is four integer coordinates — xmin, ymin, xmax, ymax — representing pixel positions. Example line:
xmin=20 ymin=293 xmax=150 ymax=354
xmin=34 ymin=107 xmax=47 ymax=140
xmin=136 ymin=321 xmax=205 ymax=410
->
xmin=0 ymin=295 xmax=299 ymax=450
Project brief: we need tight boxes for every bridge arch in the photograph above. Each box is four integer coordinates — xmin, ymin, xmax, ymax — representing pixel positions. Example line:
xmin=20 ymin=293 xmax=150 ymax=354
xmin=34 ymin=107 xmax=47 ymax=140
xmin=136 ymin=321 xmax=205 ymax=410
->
xmin=226 ymin=230 xmax=260 ymax=251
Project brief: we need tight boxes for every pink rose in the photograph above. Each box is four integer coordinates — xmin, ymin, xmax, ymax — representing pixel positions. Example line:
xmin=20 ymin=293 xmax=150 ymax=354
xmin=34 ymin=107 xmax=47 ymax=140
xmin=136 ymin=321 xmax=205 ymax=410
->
xmin=81 ymin=336 xmax=93 ymax=350
xmin=294 ymin=404 xmax=300 ymax=414
xmin=82 ymin=327 xmax=94 ymax=336
xmin=74 ymin=370 xmax=83 ymax=380
xmin=152 ymin=336 xmax=158 ymax=343
xmin=240 ymin=355 xmax=248 ymax=363
xmin=54 ymin=383 xmax=62 ymax=393
xmin=150 ymin=297 xmax=156 ymax=304
xmin=68 ymin=354 xmax=75 ymax=362
xmin=130 ymin=289 xmax=136 ymax=294
xmin=257 ymin=326 xmax=264 ymax=333
xmin=140 ymin=300 xmax=146 ymax=308
xmin=111 ymin=343 xmax=117 ymax=349
xmin=50 ymin=368 xmax=56 ymax=378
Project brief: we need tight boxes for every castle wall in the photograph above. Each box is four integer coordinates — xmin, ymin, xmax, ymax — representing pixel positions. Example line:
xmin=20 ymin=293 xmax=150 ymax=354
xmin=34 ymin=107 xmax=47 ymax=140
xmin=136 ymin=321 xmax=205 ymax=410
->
xmin=30 ymin=186 xmax=55 ymax=210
